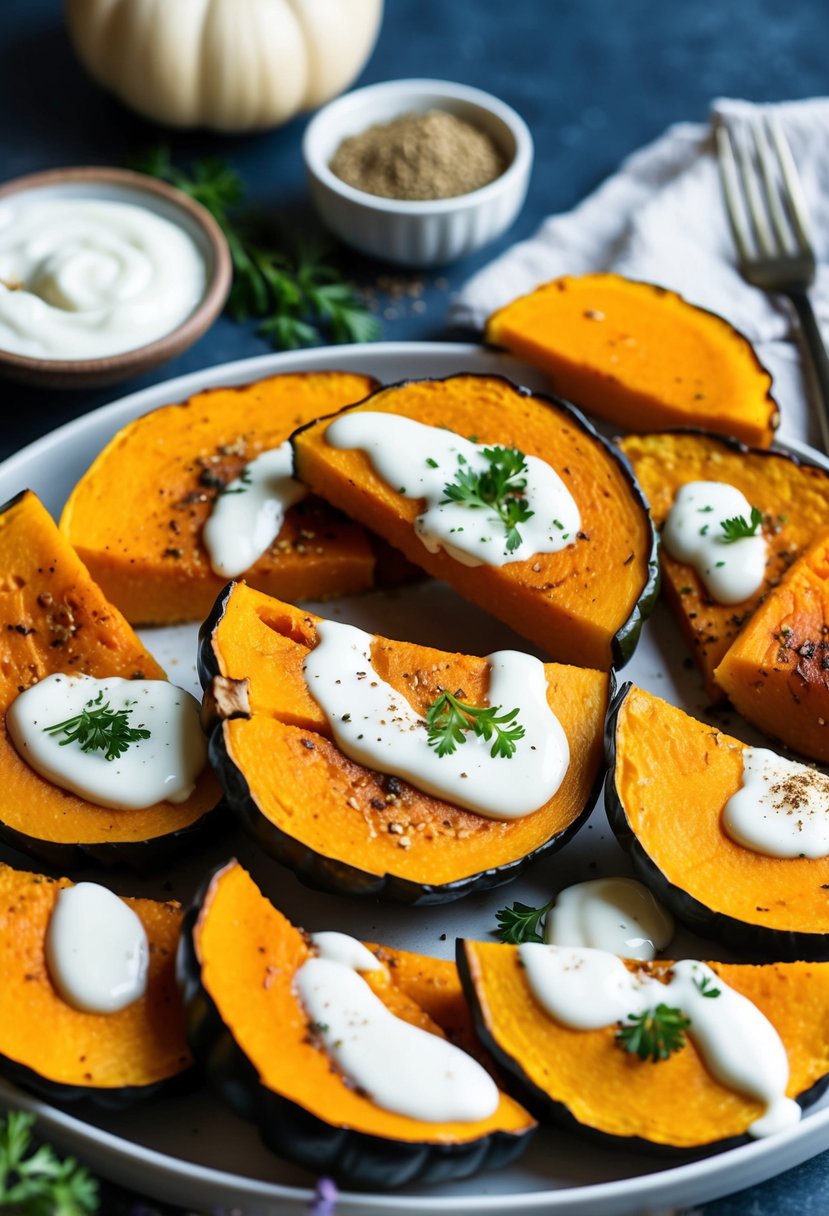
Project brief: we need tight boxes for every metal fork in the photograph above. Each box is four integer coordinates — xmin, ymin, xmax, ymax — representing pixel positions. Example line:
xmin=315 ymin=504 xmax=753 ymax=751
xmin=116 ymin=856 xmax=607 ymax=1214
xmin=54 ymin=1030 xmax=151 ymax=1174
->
xmin=716 ymin=113 xmax=829 ymax=453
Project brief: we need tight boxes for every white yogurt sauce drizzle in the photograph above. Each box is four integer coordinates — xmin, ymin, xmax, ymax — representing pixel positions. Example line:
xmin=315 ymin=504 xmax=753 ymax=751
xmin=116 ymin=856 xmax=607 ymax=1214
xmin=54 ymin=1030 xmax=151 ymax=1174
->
xmin=202 ymin=442 xmax=308 ymax=578
xmin=723 ymin=747 xmax=829 ymax=859
xmin=662 ymin=481 xmax=766 ymax=604
xmin=518 ymin=944 xmax=800 ymax=1138
xmin=543 ymin=877 xmax=674 ymax=960
xmin=295 ymin=934 xmax=499 ymax=1123
xmin=325 ymin=412 xmax=580 ymax=567
xmin=7 ymin=674 xmax=207 ymax=811
xmin=302 ymin=619 xmax=569 ymax=819
xmin=0 ymin=199 xmax=205 ymax=360
xmin=46 ymin=883 xmax=149 ymax=1014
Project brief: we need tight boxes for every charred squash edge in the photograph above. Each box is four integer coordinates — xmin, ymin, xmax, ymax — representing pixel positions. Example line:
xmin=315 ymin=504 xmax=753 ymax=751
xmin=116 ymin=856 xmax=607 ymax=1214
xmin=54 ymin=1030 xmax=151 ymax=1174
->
xmin=196 ymin=584 xmax=608 ymax=905
xmin=176 ymin=860 xmax=534 ymax=1188
xmin=455 ymin=938 xmax=829 ymax=1156
xmin=603 ymin=680 xmax=829 ymax=960
xmin=288 ymin=374 xmax=661 ymax=669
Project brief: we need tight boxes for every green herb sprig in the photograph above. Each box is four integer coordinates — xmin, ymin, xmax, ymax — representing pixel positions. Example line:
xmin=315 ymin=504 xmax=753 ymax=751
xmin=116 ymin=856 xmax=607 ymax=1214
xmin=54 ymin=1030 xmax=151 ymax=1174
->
xmin=441 ymin=446 xmax=534 ymax=553
xmin=132 ymin=147 xmax=380 ymax=351
xmin=425 ymin=688 xmax=525 ymax=759
xmin=693 ymin=972 xmax=721 ymax=999
xmin=44 ymin=691 xmax=150 ymax=762
xmin=495 ymin=899 xmax=554 ymax=944
xmin=0 ymin=1111 xmax=98 ymax=1215
xmin=616 ymin=1004 xmax=690 ymax=1063
xmin=720 ymin=506 xmax=763 ymax=543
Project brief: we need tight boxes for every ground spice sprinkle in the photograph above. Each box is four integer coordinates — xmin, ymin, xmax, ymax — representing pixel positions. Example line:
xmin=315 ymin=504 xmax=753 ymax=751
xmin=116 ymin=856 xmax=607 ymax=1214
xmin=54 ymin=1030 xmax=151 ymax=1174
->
xmin=330 ymin=109 xmax=506 ymax=201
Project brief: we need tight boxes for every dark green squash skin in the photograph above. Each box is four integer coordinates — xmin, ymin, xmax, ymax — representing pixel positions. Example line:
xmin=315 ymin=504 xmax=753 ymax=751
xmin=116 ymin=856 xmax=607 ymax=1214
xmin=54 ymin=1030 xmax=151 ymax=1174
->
xmin=176 ymin=861 xmax=534 ymax=1189
xmin=604 ymin=682 xmax=829 ymax=961
xmin=287 ymin=373 xmax=661 ymax=669
xmin=197 ymin=586 xmax=605 ymax=905
xmin=455 ymin=939 xmax=829 ymax=1156
xmin=0 ymin=1052 xmax=195 ymax=1110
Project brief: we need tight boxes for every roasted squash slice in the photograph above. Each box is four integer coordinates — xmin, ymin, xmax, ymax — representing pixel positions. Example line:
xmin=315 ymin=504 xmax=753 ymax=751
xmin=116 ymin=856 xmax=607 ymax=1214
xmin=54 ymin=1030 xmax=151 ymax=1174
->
xmin=620 ymin=431 xmax=829 ymax=697
xmin=178 ymin=859 xmax=535 ymax=1187
xmin=60 ymin=372 xmax=380 ymax=625
xmin=485 ymin=274 xmax=778 ymax=448
xmin=458 ymin=939 xmax=829 ymax=1151
xmin=714 ymin=529 xmax=829 ymax=762
xmin=0 ymin=491 xmax=220 ymax=867
xmin=199 ymin=582 xmax=609 ymax=903
xmin=605 ymin=683 xmax=829 ymax=957
xmin=291 ymin=374 xmax=659 ymax=670
xmin=0 ymin=862 xmax=191 ymax=1104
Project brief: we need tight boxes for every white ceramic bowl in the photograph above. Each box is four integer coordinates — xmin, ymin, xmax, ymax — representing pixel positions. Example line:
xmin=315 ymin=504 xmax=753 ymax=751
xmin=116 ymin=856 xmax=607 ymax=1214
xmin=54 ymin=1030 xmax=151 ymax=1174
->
xmin=303 ymin=78 xmax=533 ymax=268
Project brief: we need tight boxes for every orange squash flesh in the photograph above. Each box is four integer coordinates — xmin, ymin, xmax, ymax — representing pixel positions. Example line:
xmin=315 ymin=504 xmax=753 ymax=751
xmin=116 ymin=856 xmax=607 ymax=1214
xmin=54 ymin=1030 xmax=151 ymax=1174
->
xmin=0 ymin=863 xmax=190 ymax=1096
xmin=459 ymin=940 xmax=829 ymax=1149
xmin=620 ymin=432 xmax=829 ymax=696
xmin=485 ymin=274 xmax=778 ymax=448
xmin=190 ymin=860 xmax=534 ymax=1148
xmin=608 ymin=685 xmax=829 ymax=949
xmin=714 ymin=530 xmax=829 ymax=762
xmin=203 ymin=583 xmax=609 ymax=898
xmin=60 ymin=372 xmax=380 ymax=625
xmin=0 ymin=491 xmax=219 ymax=859
xmin=291 ymin=374 xmax=658 ymax=671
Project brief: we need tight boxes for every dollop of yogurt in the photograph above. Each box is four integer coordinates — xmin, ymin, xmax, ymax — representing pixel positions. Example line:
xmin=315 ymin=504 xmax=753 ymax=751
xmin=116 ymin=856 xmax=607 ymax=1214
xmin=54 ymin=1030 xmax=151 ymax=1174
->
xmin=543 ymin=877 xmax=674 ymax=960
xmin=46 ymin=882 xmax=149 ymax=1014
xmin=723 ymin=747 xmax=829 ymax=858
xmin=662 ymin=481 xmax=766 ymax=604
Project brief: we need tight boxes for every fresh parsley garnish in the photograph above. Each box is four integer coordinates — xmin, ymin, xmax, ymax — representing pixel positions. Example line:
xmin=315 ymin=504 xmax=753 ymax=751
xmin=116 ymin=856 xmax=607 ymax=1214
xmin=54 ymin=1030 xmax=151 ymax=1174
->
xmin=720 ymin=506 xmax=763 ymax=544
xmin=0 ymin=1110 xmax=98 ymax=1214
xmin=441 ymin=445 xmax=534 ymax=553
xmin=425 ymin=688 xmax=525 ymax=758
xmin=693 ymin=972 xmax=721 ymax=999
xmin=132 ymin=147 xmax=380 ymax=351
xmin=219 ymin=466 xmax=253 ymax=496
xmin=616 ymin=1003 xmax=690 ymax=1063
xmin=495 ymin=899 xmax=553 ymax=943
xmin=44 ymin=691 xmax=151 ymax=761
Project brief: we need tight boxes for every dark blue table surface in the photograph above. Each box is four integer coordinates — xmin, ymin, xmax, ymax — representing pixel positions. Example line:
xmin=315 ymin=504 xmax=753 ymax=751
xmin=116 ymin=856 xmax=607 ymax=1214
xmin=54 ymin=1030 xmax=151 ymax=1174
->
xmin=2 ymin=2 xmax=829 ymax=1212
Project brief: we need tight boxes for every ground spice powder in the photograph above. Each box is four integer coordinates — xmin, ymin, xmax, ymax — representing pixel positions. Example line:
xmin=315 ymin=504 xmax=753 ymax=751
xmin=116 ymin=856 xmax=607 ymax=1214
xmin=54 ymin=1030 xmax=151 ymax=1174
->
xmin=330 ymin=109 xmax=506 ymax=201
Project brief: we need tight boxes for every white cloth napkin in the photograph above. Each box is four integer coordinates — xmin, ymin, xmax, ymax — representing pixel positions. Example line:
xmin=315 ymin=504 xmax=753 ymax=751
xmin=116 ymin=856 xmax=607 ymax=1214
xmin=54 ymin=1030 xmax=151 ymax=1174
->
xmin=453 ymin=97 xmax=829 ymax=448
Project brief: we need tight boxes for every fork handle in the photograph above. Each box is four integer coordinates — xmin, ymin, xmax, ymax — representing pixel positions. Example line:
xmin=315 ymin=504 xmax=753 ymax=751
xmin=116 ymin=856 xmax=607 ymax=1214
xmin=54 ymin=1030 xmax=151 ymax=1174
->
xmin=787 ymin=291 xmax=829 ymax=455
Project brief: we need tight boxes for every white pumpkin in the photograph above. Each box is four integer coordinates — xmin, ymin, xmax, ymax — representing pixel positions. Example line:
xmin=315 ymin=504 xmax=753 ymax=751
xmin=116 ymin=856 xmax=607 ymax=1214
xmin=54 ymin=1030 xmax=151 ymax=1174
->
xmin=65 ymin=0 xmax=384 ymax=132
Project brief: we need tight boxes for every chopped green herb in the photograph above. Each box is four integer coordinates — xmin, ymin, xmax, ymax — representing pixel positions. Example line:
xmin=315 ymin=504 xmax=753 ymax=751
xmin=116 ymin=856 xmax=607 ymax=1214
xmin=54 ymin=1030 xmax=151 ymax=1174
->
xmin=698 ymin=505 xmax=714 ymax=513
xmin=715 ymin=560 xmax=725 ymax=568
xmin=468 ymin=434 xmax=479 ymax=443
xmin=441 ymin=446 xmax=534 ymax=553
xmin=426 ymin=458 xmax=439 ymax=469
xmin=219 ymin=466 xmax=253 ymax=496
xmin=699 ymin=524 xmax=710 ymax=536
xmin=495 ymin=899 xmax=554 ymax=943
xmin=309 ymin=1021 xmax=330 ymax=1034
xmin=0 ymin=1110 xmax=98 ymax=1214
xmin=616 ymin=1003 xmax=690 ymax=1063
xmin=425 ymin=689 xmax=525 ymax=759
xmin=44 ymin=691 xmax=151 ymax=762
xmin=720 ymin=506 xmax=763 ymax=544
xmin=693 ymin=973 xmax=721 ymax=999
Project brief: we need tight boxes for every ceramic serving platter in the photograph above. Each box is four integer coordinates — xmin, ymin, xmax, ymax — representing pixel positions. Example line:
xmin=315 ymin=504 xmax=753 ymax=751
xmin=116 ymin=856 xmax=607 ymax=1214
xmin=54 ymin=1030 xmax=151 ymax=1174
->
xmin=0 ymin=342 xmax=827 ymax=1216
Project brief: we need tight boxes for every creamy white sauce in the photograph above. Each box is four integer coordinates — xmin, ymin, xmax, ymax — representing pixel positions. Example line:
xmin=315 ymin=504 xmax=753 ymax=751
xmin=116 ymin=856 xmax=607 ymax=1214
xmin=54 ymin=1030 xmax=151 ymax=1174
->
xmin=325 ymin=412 xmax=580 ymax=567
xmin=310 ymin=931 xmax=382 ymax=971
xmin=519 ymin=944 xmax=800 ymax=1138
xmin=0 ymin=198 xmax=205 ymax=360
xmin=46 ymin=883 xmax=149 ymax=1014
xmin=295 ymin=956 xmax=499 ymax=1122
xmin=723 ymin=747 xmax=829 ymax=859
xmin=302 ymin=619 xmax=569 ymax=819
xmin=202 ymin=442 xmax=308 ymax=578
xmin=662 ymin=481 xmax=766 ymax=604
xmin=7 ymin=674 xmax=207 ymax=811
xmin=543 ymin=877 xmax=674 ymax=960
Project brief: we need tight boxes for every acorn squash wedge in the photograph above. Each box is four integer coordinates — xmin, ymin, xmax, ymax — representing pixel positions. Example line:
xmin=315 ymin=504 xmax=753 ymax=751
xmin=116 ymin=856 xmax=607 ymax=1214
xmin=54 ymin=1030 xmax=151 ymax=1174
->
xmin=605 ymin=683 xmax=829 ymax=958
xmin=199 ymin=582 xmax=609 ymax=904
xmin=0 ymin=862 xmax=192 ymax=1106
xmin=458 ymin=938 xmax=829 ymax=1151
xmin=177 ymin=859 xmax=535 ymax=1187
xmin=714 ymin=529 xmax=829 ymax=762
xmin=485 ymin=273 xmax=779 ymax=448
xmin=291 ymin=373 xmax=659 ymax=670
xmin=0 ymin=490 xmax=220 ymax=867
xmin=60 ymin=371 xmax=380 ymax=625
xmin=619 ymin=431 xmax=829 ymax=697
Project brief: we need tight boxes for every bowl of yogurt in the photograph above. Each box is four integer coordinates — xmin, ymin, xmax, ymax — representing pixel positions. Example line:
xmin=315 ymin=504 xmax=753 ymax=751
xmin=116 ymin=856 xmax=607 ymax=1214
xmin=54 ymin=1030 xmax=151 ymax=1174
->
xmin=0 ymin=167 xmax=232 ymax=387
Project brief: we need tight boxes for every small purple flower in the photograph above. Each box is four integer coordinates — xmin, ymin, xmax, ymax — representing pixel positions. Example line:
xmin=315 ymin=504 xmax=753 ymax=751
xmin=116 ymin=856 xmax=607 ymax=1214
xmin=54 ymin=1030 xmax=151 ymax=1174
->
xmin=309 ymin=1176 xmax=338 ymax=1216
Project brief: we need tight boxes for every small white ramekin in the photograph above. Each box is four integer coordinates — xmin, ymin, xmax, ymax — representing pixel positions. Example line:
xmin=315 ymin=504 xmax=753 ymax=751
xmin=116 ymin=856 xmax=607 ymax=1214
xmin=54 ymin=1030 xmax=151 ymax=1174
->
xmin=303 ymin=78 xmax=533 ymax=268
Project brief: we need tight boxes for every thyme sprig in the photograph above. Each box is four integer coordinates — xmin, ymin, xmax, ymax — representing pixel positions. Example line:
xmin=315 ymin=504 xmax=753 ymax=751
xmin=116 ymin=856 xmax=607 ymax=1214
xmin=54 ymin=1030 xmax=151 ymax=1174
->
xmin=425 ymin=688 xmax=525 ymax=759
xmin=720 ymin=506 xmax=763 ymax=543
xmin=615 ymin=1004 xmax=690 ymax=1063
xmin=441 ymin=446 xmax=534 ymax=553
xmin=44 ymin=691 xmax=150 ymax=762
xmin=132 ymin=147 xmax=380 ymax=351
xmin=494 ymin=899 xmax=553 ymax=944
xmin=0 ymin=1110 xmax=98 ymax=1215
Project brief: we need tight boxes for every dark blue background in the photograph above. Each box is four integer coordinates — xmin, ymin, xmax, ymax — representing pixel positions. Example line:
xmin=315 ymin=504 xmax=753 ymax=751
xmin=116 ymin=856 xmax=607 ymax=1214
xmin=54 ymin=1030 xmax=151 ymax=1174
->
xmin=2 ymin=2 xmax=829 ymax=1212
